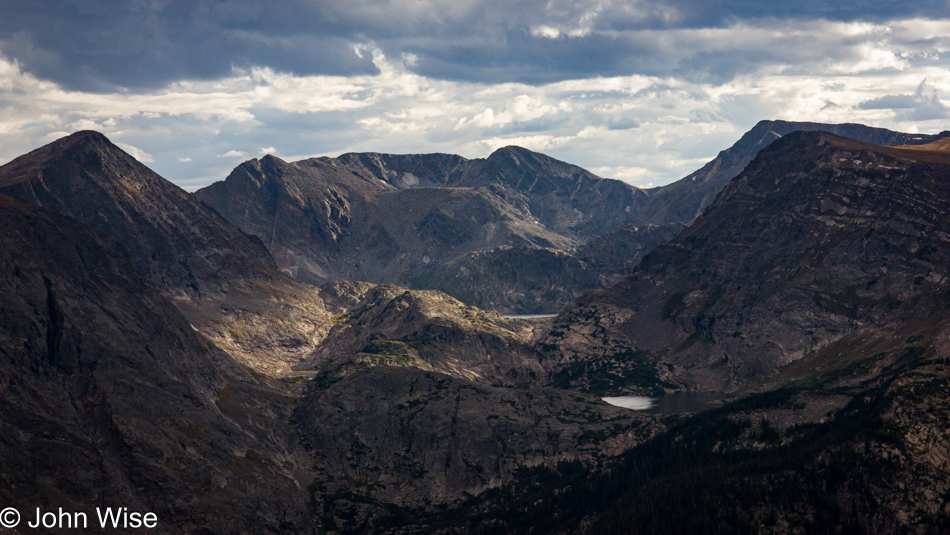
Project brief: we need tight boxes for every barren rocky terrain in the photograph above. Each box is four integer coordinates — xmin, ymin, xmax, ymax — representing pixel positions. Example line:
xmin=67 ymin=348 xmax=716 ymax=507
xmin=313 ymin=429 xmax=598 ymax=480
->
xmin=1 ymin=123 xmax=948 ymax=533
xmin=548 ymin=131 xmax=950 ymax=393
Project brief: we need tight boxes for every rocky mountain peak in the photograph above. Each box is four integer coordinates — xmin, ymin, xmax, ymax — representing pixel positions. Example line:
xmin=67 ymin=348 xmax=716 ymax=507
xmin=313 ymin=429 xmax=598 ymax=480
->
xmin=324 ymin=151 xmax=469 ymax=189
xmin=481 ymin=145 xmax=600 ymax=184
xmin=0 ymin=131 xmax=278 ymax=295
xmin=486 ymin=145 xmax=541 ymax=164
xmin=258 ymin=153 xmax=287 ymax=167
xmin=635 ymin=120 xmax=946 ymax=226
xmin=550 ymin=130 xmax=950 ymax=392
xmin=38 ymin=129 xmax=113 ymax=154
xmin=0 ymin=130 xmax=128 ymax=188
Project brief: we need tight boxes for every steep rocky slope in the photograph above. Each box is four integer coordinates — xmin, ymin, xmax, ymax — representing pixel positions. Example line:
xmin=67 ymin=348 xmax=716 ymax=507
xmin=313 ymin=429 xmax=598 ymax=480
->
xmin=412 ymin=246 xmax=601 ymax=314
xmin=194 ymin=122 xmax=942 ymax=315
xmin=548 ymin=131 xmax=950 ymax=393
xmin=295 ymin=366 xmax=657 ymax=533
xmin=0 ymin=196 xmax=314 ymax=533
xmin=173 ymin=277 xmax=334 ymax=375
xmin=0 ymin=131 xmax=337 ymax=375
xmin=636 ymin=120 xmax=946 ymax=226
xmin=447 ymin=146 xmax=649 ymax=239
xmin=299 ymin=284 xmax=549 ymax=384
xmin=411 ymin=222 xmax=684 ymax=314
xmin=306 ymin=145 xmax=648 ymax=241
xmin=194 ymin=153 xmax=569 ymax=287
xmin=0 ymin=131 xmax=276 ymax=297
xmin=193 ymin=147 xmax=648 ymax=301
xmin=0 ymin=192 xmax=655 ymax=534
xmin=574 ymin=222 xmax=687 ymax=285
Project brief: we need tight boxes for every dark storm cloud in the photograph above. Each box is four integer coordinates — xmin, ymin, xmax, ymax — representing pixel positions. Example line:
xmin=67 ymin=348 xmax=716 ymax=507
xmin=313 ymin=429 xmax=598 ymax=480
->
xmin=598 ymin=0 xmax=949 ymax=30
xmin=1 ymin=0 xmax=947 ymax=91
xmin=0 ymin=0 xmax=380 ymax=91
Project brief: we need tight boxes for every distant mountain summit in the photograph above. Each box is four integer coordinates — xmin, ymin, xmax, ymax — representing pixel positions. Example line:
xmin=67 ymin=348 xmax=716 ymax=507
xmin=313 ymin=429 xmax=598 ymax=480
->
xmin=636 ymin=120 xmax=947 ymax=226
xmin=549 ymin=131 xmax=950 ymax=392
xmin=0 ymin=130 xmax=277 ymax=296
xmin=194 ymin=146 xmax=646 ymax=292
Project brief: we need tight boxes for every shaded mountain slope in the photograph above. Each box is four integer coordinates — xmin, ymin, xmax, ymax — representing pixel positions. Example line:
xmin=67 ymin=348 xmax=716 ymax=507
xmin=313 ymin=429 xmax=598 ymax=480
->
xmin=405 ymin=314 xmax=950 ymax=534
xmin=0 ymin=131 xmax=277 ymax=297
xmin=194 ymin=147 xmax=647 ymax=297
xmin=410 ymin=222 xmax=685 ymax=314
xmin=195 ymin=153 xmax=569 ymax=287
xmin=0 ymin=196 xmax=314 ymax=533
xmin=0 ymin=195 xmax=651 ymax=535
xmin=0 ymin=132 xmax=341 ymax=376
xmin=548 ymin=131 xmax=950 ymax=392
xmin=412 ymin=246 xmax=601 ymax=314
xmin=575 ymin=222 xmax=688 ymax=283
xmin=295 ymin=366 xmax=657 ymax=533
xmin=637 ymin=120 xmax=946 ymax=226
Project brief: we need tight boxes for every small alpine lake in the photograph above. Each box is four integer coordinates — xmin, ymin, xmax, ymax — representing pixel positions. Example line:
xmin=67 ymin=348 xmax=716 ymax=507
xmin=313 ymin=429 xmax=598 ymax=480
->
xmin=602 ymin=391 xmax=727 ymax=415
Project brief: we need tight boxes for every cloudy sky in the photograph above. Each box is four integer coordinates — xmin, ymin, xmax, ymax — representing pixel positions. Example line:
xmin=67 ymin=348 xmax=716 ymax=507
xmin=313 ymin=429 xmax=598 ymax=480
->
xmin=1 ymin=1 xmax=949 ymax=190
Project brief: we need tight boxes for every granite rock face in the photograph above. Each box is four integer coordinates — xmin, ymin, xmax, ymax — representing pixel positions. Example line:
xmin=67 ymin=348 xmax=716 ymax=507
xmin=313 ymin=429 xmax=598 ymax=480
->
xmin=193 ymin=147 xmax=648 ymax=304
xmin=295 ymin=366 xmax=656 ymax=533
xmin=0 ymin=197 xmax=314 ymax=533
xmin=549 ymin=132 xmax=950 ymax=392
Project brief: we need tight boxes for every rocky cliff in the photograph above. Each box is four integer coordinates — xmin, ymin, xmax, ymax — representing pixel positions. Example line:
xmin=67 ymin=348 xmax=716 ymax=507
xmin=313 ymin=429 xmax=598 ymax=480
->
xmin=0 ymin=196 xmax=315 ymax=533
xmin=0 ymin=136 xmax=657 ymax=534
xmin=410 ymin=223 xmax=685 ymax=314
xmin=295 ymin=366 xmax=657 ymax=533
xmin=420 ymin=313 xmax=950 ymax=534
xmin=549 ymin=131 xmax=950 ymax=392
xmin=195 ymin=153 xmax=570 ymax=287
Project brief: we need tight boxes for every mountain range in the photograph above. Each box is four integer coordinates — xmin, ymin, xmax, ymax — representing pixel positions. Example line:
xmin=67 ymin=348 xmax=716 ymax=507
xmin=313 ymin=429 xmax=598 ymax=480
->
xmin=0 ymin=120 xmax=948 ymax=533
xmin=193 ymin=120 xmax=946 ymax=313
